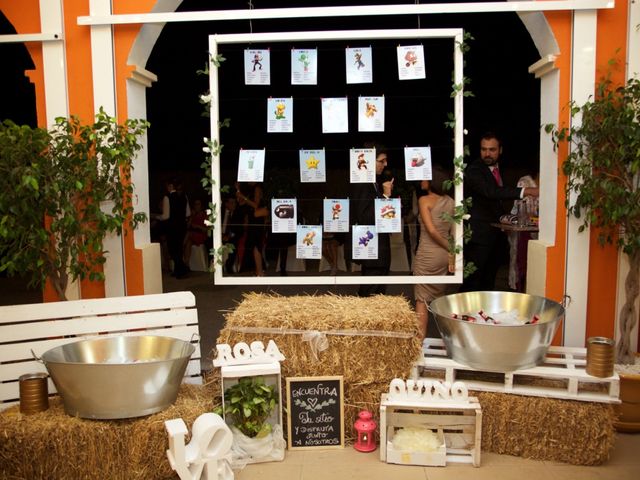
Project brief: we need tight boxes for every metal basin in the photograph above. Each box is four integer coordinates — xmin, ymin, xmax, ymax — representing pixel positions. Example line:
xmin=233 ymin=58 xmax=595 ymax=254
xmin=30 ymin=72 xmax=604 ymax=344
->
xmin=40 ymin=335 xmax=195 ymax=419
xmin=428 ymin=291 xmax=564 ymax=372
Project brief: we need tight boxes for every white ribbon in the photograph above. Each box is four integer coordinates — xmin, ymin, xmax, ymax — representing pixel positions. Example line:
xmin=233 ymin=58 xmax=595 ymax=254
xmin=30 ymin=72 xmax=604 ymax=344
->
xmin=301 ymin=330 xmax=330 ymax=361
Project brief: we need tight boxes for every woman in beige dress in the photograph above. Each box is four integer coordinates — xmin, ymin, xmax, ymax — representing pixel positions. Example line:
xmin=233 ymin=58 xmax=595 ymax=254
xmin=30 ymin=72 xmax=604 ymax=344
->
xmin=413 ymin=168 xmax=455 ymax=338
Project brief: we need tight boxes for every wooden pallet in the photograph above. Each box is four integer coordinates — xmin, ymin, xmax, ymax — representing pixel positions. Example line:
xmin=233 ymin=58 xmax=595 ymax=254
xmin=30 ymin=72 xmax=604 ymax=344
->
xmin=414 ymin=339 xmax=620 ymax=404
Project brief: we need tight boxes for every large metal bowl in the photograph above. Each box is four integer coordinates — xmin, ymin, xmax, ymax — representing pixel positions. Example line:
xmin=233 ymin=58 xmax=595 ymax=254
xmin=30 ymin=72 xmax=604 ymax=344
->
xmin=40 ymin=335 xmax=195 ymax=419
xmin=428 ymin=291 xmax=564 ymax=372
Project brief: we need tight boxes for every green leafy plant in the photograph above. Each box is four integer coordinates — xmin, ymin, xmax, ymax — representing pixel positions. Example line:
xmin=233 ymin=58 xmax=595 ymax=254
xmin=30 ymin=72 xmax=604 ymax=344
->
xmin=545 ymin=72 xmax=640 ymax=364
xmin=0 ymin=108 xmax=148 ymax=300
xmin=217 ymin=376 xmax=278 ymax=438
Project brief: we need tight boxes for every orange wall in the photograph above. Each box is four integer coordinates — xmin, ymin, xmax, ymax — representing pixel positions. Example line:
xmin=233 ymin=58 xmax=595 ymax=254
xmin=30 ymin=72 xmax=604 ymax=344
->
xmin=543 ymin=11 xmax=572 ymax=345
xmin=585 ymin=0 xmax=628 ymax=341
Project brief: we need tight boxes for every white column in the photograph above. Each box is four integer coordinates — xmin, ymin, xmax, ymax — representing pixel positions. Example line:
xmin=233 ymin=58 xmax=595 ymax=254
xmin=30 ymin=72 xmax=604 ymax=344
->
xmin=564 ymin=10 xmax=597 ymax=347
xmin=89 ymin=0 xmax=126 ymax=297
xmin=40 ymin=0 xmax=68 ymax=125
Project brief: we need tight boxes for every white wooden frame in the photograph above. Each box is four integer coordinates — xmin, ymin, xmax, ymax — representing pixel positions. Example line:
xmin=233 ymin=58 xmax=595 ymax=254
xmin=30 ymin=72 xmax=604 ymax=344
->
xmin=209 ymin=28 xmax=464 ymax=286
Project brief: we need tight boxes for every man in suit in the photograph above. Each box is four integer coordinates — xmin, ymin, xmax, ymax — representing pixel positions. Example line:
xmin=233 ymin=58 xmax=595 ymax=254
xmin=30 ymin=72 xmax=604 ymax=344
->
xmin=460 ymin=132 xmax=539 ymax=292
xmin=351 ymin=144 xmax=395 ymax=296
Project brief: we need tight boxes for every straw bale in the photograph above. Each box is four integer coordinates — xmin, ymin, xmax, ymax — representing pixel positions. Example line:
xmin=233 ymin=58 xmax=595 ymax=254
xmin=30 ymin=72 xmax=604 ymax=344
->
xmin=0 ymin=382 xmax=220 ymax=480
xmin=476 ymin=391 xmax=616 ymax=465
xmin=218 ymin=292 xmax=421 ymax=385
xmin=217 ymin=293 xmax=420 ymax=446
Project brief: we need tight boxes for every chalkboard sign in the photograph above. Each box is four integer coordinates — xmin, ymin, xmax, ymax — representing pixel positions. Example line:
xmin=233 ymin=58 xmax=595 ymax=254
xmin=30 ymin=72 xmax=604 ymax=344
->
xmin=286 ymin=376 xmax=344 ymax=450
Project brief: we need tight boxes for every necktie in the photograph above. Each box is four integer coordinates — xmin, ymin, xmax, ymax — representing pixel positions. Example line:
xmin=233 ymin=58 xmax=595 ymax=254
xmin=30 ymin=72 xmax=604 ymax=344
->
xmin=492 ymin=166 xmax=503 ymax=186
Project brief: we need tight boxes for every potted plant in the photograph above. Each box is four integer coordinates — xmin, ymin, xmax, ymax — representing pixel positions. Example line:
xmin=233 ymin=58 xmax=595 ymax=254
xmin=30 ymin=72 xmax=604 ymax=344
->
xmin=546 ymin=73 xmax=640 ymax=429
xmin=0 ymin=108 xmax=148 ymax=300
xmin=217 ymin=376 xmax=285 ymax=464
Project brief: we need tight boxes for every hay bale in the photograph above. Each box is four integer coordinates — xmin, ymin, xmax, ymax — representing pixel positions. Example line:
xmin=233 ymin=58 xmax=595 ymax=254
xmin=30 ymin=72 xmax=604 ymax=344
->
xmin=476 ymin=391 xmax=616 ymax=465
xmin=217 ymin=293 xmax=422 ymax=442
xmin=0 ymin=382 xmax=221 ymax=480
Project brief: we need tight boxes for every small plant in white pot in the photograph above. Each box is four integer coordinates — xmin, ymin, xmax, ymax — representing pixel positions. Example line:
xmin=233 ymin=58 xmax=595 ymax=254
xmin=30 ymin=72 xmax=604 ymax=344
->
xmin=216 ymin=376 xmax=285 ymax=466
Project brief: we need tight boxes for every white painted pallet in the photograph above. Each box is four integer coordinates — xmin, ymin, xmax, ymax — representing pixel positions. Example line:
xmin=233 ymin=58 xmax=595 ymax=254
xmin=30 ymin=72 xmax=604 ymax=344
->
xmin=414 ymin=338 xmax=620 ymax=404
xmin=0 ymin=291 xmax=203 ymax=409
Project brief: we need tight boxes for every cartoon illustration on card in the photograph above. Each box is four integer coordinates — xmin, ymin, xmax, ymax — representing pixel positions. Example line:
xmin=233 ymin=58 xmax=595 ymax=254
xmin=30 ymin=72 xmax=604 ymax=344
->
xmin=323 ymin=199 xmax=350 ymax=233
xmin=358 ymin=96 xmax=385 ymax=132
xmin=296 ymin=225 xmax=322 ymax=259
xmin=299 ymin=149 xmax=326 ymax=183
xmin=291 ymin=49 xmax=318 ymax=85
xmin=271 ymin=198 xmax=297 ymax=233
xmin=404 ymin=146 xmax=433 ymax=181
xmin=346 ymin=47 xmax=373 ymax=84
xmin=267 ymin=97 xmax=293 ymax=133
xmin=396 ymin=45 xmax=425 ymax=80
xmin=375 ymin=198 xmax=402 ymax=233
xmin=237 ymin=149 xmax=265 ymax=182
xmin=350 ymin=148 xmax=376 ymax=183
xmin=244 ymin=49 xmax=271 ymax=85
xmin=352 ymin=225 xmax=378 ymax=260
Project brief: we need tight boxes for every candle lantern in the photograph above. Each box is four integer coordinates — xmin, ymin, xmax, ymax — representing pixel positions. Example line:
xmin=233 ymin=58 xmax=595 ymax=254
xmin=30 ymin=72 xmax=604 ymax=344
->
xmin=354 ymin=410 xmax=377 ymax=452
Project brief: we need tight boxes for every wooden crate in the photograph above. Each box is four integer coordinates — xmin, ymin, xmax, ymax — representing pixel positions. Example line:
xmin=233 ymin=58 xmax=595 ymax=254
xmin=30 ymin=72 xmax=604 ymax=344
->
xmin=379 ymin=393 xmax=481 ymax=467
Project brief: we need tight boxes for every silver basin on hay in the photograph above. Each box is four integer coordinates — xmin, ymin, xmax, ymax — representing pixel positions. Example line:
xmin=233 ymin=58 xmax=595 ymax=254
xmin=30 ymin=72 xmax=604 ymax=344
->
xmin=39 ymin=335 xmax=195 ymax=419
xmin=428 ymin=291 xmax=564 ymax=372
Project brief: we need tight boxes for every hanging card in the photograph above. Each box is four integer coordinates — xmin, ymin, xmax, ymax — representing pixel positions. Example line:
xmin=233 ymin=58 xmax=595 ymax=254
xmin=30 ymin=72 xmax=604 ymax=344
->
xmin=299 ymin=149 xmax=326 ymax=183
xmin=404 ymin=146 xmax=433 ymax=181
xmin=352 ymin=225 xmax=378 ymax=260
xmin=244 ymin=49 xmax=271 ymax=85
xmin=291 ymin=48 xmax=318 ymax=85
xmin=397 ymin=45 xmax=426 ymax=80
xmin=321 ymin=97 xmax=349 ymax=133
xmin=375 ymin=197 xmax=402 ymax=233
xmin=323 ymin=199 xmax=350 ymax=233
xmin=267 ymin=97 xmax=293 ymax=133
xmin=358 ymin=96 xmax=385 ymax=132
xmin=237 ymin=149 xmax=265 ymax=182
xmin=296 ymin=225 xmax=322 ymax=259
xmin=349 ymin=148 xmax=376 ymax=183
xmin=271 ymin=198 xmax=297 ymax=233
xmin=345 ymin=47 xmax=373 ymax=84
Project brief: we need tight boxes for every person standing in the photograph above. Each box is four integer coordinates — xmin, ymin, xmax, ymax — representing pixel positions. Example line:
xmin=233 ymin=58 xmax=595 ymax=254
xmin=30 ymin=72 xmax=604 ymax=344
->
xmin=154 ymin=178 xmax=190 ymax=278
xmin=235 ymin=182 xmax=268 ymax=276
xmin=351 ymin=144 xmax=394 ymax=296
xmin=413 ymin=167 xmax=455 ymax=338
xmin=460 ymin=132 xmax=539 ymax=292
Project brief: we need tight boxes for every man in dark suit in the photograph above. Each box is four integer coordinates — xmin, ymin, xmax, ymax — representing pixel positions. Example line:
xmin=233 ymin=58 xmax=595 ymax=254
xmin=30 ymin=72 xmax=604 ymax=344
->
xmin=351 ymin=144 xmax=395 ymax=296
xmin=460 ymin=132 xmax=539 ymax=292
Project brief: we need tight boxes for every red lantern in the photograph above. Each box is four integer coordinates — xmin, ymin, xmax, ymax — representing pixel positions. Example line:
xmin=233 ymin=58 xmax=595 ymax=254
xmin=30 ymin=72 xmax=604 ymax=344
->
xmin=353 ymin=410 xmax=377 ymax=452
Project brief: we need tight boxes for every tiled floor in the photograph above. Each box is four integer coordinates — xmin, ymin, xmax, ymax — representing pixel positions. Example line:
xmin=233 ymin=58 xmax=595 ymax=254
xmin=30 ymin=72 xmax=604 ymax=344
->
xmin=234 ymin=433 xmax=640 ymax=480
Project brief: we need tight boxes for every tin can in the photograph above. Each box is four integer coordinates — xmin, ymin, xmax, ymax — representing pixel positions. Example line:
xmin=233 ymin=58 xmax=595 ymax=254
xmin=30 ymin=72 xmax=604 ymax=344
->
xmin=19 ymin=372 xmax=49 ymax=414
xmin=586 ymin=337 xmax=615 ymax=378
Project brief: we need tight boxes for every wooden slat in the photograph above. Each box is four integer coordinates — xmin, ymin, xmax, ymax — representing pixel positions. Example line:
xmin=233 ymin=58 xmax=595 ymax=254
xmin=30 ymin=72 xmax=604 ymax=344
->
xmin=0 ymin=324 xmax=200 ymax=363
xmin=0 ymin=291 xmax=195 ymax=324
xmin=0 ymin=309 xmax=197 ymax=343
